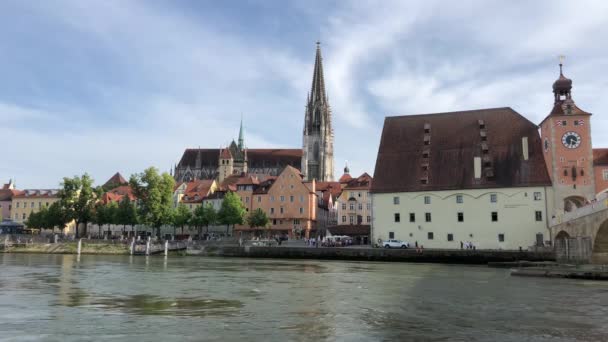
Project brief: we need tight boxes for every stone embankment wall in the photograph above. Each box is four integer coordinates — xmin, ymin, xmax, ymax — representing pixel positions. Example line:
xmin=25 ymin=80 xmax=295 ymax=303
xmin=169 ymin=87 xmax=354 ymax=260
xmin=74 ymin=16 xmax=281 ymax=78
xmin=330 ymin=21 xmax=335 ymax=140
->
xmin=187 ymin=246 xmax=555 ymax=264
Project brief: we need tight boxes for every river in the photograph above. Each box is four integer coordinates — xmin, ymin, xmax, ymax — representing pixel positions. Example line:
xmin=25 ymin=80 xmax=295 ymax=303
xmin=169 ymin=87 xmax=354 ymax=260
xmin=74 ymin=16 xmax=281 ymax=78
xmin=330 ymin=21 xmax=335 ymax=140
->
xmin=0 ymin=254 xmax=606 ymax=341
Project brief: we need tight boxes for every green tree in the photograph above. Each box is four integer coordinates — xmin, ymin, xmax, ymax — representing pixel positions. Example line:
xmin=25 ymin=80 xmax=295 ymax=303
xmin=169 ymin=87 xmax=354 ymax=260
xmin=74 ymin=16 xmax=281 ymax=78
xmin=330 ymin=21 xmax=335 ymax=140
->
xmin=25 ymin=207 xmax=46 ymax=230
xmin=116 ymin=196 xmax=138 ymax=235
xmin=93 ymin=202 xmax=118 ymax=238
xmin=173 ymin=204 xmax=192 ymax=237
xmin=246 ymin=208 xmax=270 ymax=238
xmin=218 ymin=192 xmax=246 ymax=235
xmin=192 ymin=202 xmax=217 ymax=239
xmin=129 ymin=167 xmax=175 ymax=238
xmin=42 ymin=202 xmax=69 ymax=233
xmin=59 ymin=174 xmax=97 ymax=238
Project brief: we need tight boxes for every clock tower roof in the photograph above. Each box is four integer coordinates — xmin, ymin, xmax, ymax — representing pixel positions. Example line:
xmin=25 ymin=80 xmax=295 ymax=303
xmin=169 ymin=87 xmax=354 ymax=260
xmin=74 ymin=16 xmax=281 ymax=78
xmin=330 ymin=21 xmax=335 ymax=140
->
xmin=540 ymin=59 xmax=590 ymax=126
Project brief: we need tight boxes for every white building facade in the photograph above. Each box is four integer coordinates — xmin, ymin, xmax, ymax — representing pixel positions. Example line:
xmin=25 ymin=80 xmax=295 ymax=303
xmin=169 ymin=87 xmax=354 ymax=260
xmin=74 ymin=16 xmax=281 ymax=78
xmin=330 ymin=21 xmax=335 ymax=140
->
xmin=373 ymin=187 xmax=553 ymax=249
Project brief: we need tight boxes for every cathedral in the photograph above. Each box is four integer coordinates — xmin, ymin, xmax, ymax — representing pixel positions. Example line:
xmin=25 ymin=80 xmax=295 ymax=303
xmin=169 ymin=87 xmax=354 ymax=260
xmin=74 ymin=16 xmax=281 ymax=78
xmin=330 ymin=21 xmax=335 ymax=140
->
xmin=173 ymin=43 xmax=335 ymax=183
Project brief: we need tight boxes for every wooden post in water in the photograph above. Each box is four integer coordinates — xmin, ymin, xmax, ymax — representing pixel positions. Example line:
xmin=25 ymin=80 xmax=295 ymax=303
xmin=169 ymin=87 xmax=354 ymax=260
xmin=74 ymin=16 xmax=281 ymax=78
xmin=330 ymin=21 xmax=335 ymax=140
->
xmin=130 ymin=237 xmax=135 ymax=255
xmin=164 ymin=240 xmax=169 ymax=257
xmin=77 ymin=239 xmax=82 ymax=255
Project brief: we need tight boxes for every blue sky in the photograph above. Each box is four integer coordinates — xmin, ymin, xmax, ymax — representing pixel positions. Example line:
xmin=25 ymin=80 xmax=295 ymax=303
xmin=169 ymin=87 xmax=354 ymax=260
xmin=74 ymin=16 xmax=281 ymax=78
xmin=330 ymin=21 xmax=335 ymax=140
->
xmin=1 ymin=0 xmax=607 ymax=188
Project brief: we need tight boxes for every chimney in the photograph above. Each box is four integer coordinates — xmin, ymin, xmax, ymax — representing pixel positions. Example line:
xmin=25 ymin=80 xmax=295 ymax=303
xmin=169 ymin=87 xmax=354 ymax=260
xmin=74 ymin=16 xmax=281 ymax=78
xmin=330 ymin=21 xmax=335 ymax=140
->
xmin=474 ymin=157 xmax=481 ymax=179
xmin=522 ymin=137 xmax=529 ymax=161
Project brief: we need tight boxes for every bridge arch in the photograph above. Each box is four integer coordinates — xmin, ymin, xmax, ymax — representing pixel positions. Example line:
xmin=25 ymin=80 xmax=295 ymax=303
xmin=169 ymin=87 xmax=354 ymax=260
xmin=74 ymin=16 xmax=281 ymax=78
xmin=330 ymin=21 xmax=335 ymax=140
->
xmin=592 ymin=219 xmax=608 ymax=264
xmin=555 ymin=230 xmax=570 ymax=240
xmin=564 ymin=196 xmax=586 ymax=212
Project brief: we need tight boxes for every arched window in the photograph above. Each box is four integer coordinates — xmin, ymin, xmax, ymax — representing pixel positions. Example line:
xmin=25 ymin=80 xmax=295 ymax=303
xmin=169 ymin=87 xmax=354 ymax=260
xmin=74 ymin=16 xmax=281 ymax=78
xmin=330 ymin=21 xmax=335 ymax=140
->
xmin=313 ymin=142 xmax=320 ymax=160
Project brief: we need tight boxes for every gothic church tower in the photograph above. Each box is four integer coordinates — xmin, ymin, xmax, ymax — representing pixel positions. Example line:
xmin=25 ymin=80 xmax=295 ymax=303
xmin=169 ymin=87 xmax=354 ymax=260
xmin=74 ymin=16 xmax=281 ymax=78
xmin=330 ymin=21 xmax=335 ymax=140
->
xmin=302 ymin=42 xmax=334 ymax=181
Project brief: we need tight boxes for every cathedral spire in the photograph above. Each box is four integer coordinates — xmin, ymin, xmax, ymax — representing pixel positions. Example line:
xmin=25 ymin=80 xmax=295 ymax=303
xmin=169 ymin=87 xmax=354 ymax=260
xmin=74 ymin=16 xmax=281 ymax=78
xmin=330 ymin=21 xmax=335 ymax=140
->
xmin=310 ymin=42 xmax=327 ymax=105
xmin=238 ymin=115 xmax=244 ymax=150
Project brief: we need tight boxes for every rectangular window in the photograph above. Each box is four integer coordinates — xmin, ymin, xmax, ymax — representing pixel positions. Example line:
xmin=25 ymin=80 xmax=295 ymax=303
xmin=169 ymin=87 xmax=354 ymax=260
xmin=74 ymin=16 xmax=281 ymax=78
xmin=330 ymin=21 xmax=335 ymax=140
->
xmin=394 ymin=213 xmax=400 ymax=222
xmin=490 ymin=194 xmax=497 ymax=203
xmin=300 ymin=195 xmax=304 ymax=202
xmin=393 ymin=196 xmax=400 ymax=205
xmin=257 ymin=196 xmax=261 ymax=203
xmin=456 ymin=195 xmax=463 ymax=204
xmin=424 ymin=196 xmax=431 ymax=204
xmin=427 ymin=232 xmax=434 ymax=240
xmin=574 ymin=120 xmax=579 ymax=126
xmin=342 ymin=216 xmax=346 ymax=223
xmin=270 ymin=208 xmax=275 ymax=214
xmin=22 ymin=213 xmax=26 ymax=220
xmin=280 ymin=196 xmax=285 ymax=202
xmin=535 ymin=211 xmax=543 ymax=221
xmin=498 ymin=234 xmax=505 ymax=242
xmin=447 ymin=233 xmax=454 ymax=241
xmin=457 ymin=212 xmax=464 ymax=222
xmin=491 ymin=212 xmax=498 ymax=222
xmin=366 ymin=216 xmax=371 ymax=223
xmin=38 ymin=202 xmax=42 ymax=208
xmin=280 ymin=207 xmax=284 ymax=214
xmin=358 ymin=203 xmax=363 ymax=210
xmin=31 ymin=202 xmax=34 ymax=208
xmin=350 ymin=216 xmax=355 ymax=224
xmin=290 ymin=196 xmax=294 ymax=203
xmin=16 ymin=202 xmax=19 ymax=208
xmin=350 ymin=203 xmax=355 ymax=210
xmin=245 ymin=197 xmax=249 ymax=203
xmin=273 ymin=219 xmax=277 ymax=225
xmin=561 ymin=120 xmax=567 ymax=126
xmin=299 ymin=207 xmax=304 ymax=214
xmin=271 ymin=196 xmax=275 ymax=202
xmin=342 ymin=203 xmax=346 ymax=210
xmin=409 ymin=213 xmax=415 ymax=222
xmin=425 ymin=212 xmax=432 ymax=222
xmin=533 ymin=192 xmax=542 ymax=201
xmin=389 ymin=232 xmax=395 ymax=239
xmin=367 ymin=203 xmax=371 ymax=210
xmin=603 ymin=169 xmax=608 ymax=180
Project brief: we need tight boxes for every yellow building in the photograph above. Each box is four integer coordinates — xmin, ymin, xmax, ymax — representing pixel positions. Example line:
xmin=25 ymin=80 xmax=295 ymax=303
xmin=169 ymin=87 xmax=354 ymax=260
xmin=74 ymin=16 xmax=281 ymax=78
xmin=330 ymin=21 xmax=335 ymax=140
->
xmin=11 ymin=189 xmax=60 ymax=223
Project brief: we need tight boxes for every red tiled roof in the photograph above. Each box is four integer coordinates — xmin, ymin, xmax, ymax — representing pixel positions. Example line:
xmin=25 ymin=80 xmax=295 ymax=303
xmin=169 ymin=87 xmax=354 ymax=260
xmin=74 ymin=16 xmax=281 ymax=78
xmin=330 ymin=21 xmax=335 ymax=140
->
xmin=103 ymin=172 xmax=128 ymax=188
xmin=344 ymin=173 xmax=372 ymax=190
xmin=13 ymin=189 xmax=59 ymax=199
xmin=372 ymin=107 xmax=552 ymax=193
xmin=102 ymin=185 xmax=136 ymax=204
xmin=594 ymin=149 xmax=608 ymax=166
xmin=0 ymin=189 xmax=21 ymax=201
xmin=338 ymin=173 xmax=352 ymax=183
xmin=220 ymin=148 xmax=232 ymax=159
xmin=181 ymin=180 xmax=215 ymax=203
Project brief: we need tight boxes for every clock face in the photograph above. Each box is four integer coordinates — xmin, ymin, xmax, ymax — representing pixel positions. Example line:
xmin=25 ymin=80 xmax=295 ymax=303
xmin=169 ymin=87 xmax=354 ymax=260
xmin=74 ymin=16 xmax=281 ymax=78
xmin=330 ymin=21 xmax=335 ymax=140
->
xmin=561 ymin=131 xmax=581 ymax=149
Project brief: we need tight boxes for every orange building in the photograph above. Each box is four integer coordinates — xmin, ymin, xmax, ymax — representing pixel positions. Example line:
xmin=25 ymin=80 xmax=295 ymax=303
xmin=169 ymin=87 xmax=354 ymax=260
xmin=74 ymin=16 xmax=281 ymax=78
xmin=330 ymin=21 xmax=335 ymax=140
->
xmin=230 ymin=166 xmax=317 ymax=238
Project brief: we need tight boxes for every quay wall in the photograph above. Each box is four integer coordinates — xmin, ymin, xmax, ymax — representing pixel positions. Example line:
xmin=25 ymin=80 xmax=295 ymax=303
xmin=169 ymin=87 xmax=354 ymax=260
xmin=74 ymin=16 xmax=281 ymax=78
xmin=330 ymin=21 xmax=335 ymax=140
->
xmin=187 ymin=246 xmax=555 ymax=264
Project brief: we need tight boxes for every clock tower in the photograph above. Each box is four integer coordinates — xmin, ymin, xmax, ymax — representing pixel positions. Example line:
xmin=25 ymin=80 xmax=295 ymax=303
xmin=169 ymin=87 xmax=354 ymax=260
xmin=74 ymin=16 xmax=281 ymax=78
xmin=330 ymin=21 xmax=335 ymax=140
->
xmin=540 ymin=58 xmax=595 ymax=214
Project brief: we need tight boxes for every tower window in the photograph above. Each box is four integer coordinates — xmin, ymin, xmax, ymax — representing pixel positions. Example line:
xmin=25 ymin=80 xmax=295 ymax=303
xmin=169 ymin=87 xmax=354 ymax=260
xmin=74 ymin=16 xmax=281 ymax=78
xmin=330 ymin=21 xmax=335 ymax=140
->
xmin=394 ymin=213 xmax=400 ymax=222
xmin=535 ymin=211 xmax=543 ymax=222
xmin=491 ymin=212 xmax=498 ymax=222
xmin=427 ymin=232 xmax=434 ymax=240
xmin=409 ymin=213 xmax=415 ymax=222
xmin=447 ymin=234 xmax=454 ymax=242
xmin=457 ymin=212 xmax=464 ymax=222
xmin=574 ymin=120 xmax=579 ymax=126
xmin=498 ymin=234 xmax=505 ymax=242
xmin=425 ymin=213 xmax=432 ymax=222
xmin=561 ymin=120 xmax=567 ymax=126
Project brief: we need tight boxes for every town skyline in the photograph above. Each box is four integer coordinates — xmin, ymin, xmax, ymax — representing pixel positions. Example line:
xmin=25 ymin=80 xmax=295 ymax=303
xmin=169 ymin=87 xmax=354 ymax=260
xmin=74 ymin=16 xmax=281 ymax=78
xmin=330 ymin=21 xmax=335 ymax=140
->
xmin=1 ymin=0 xmax=608 ymax=188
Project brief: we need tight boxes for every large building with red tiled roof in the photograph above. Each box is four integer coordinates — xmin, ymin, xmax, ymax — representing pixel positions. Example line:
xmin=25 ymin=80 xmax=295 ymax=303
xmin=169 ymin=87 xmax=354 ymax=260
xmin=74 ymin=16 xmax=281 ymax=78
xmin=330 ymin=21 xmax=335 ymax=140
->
xmin=371 ymin=61 xmax=607 ymax=250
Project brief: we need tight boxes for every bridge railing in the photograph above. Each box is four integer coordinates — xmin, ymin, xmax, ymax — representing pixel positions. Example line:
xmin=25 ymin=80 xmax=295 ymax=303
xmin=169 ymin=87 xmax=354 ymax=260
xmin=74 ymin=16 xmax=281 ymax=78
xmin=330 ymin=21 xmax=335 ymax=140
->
xmin=551 ymin=192 xmax=608 ymax=226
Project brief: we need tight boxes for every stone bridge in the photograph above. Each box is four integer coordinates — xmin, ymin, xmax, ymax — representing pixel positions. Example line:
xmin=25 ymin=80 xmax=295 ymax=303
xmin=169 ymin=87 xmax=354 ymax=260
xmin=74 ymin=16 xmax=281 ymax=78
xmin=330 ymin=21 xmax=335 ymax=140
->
xmin=549 ymin=196 xmax=608 ymax=264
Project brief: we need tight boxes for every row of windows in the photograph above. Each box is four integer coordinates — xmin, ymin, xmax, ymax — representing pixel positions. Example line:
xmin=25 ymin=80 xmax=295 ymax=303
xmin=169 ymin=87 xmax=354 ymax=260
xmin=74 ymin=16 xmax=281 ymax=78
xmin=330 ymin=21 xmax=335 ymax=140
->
xmin=269 ymin=207 xmax=305 ymax=215
xmin=341 ymin=215 xmax=371 ymax=223
xmin=394 ymin=211 xmax=543 ymax=223
xmin=393 ymin=192 xmax=542 ymax=205
xmin=14 ymin=201 xmax=51 ymax=209
xmin=271 ymin=219 xmax=302 ymax=225
xmin=341 ymin=203 xmax=371 ymax=211
xmin=267 ymin=195 xmax=305 ymax=203
xmin=388 ymin=231 xmax=507 ymax=242
xmin=556 ymin=119 xmax=583 ymax=126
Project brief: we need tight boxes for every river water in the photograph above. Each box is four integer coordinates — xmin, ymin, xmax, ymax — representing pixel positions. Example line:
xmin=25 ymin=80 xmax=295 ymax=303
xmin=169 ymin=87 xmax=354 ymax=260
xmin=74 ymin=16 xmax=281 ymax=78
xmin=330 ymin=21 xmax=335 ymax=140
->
xmin=0 ymin=254 xmax=606 ymax=341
